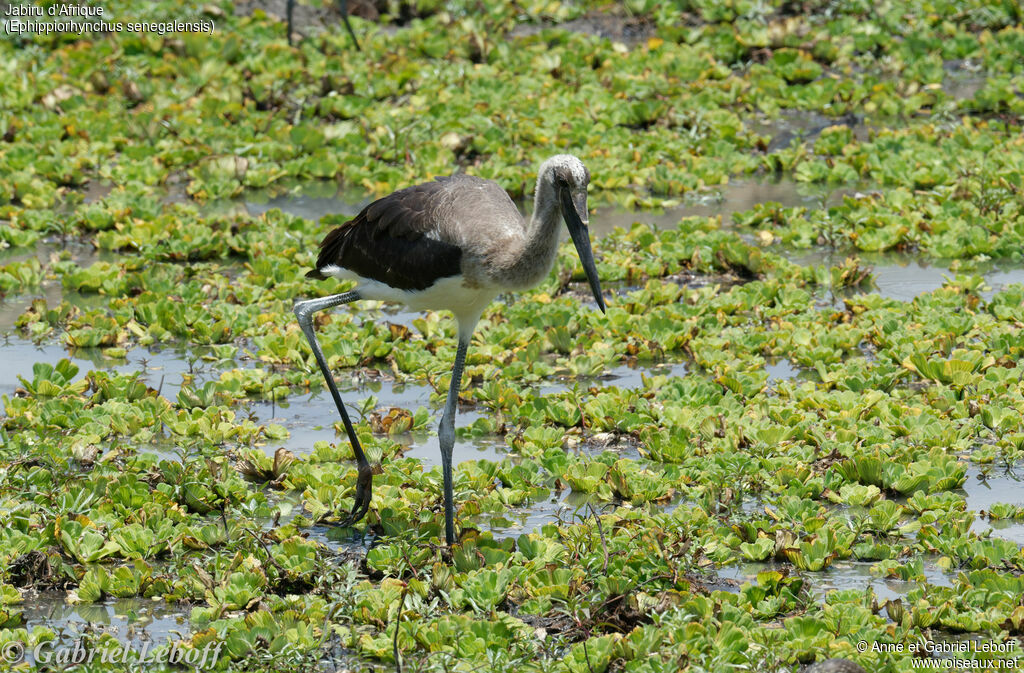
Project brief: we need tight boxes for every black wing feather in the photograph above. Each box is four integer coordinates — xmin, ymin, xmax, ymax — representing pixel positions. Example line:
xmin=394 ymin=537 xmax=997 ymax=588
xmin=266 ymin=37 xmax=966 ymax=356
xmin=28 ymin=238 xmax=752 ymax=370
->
xmin=306 ymin=178 xmax=463 ymax=291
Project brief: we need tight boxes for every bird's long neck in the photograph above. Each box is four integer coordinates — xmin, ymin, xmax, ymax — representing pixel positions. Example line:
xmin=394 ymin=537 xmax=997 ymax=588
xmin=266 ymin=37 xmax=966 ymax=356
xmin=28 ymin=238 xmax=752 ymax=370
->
xmin=493 ymin=176 xmax=562 ymax=290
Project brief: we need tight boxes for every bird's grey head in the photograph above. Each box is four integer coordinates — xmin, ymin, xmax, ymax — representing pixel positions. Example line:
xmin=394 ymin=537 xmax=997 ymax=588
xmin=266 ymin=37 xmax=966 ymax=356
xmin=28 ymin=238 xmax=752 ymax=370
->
xmin=538 ymin=154 xmax=590 ymax=207
xmin=536 ymin=154 xmax=606 ymax=313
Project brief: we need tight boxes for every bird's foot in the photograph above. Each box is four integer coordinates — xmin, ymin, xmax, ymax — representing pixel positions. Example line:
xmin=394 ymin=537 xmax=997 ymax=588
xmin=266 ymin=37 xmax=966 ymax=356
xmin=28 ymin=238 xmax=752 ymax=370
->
xmin=339 ymin=462 xmax=377 ymax=527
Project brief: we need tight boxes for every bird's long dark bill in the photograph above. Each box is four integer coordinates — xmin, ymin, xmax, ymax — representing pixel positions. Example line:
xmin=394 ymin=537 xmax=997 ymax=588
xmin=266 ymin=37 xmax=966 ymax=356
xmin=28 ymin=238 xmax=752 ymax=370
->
xmin=560 ymin=188 xmax=607 ymax=313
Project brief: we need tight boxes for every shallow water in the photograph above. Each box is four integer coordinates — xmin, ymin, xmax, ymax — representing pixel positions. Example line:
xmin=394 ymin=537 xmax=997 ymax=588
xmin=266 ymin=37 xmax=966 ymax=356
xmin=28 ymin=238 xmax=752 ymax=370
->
xmin=195 ymin=173 xmax=1019 ymax=310
xmin=0 ymin=287 xmax=111 ymax=334
xmin=0 ymin=241 xmax=113 ymax=333
xmin=787 ymin=248 xmax=1024 ymax=303
xmin=764 ymin=357 xmax=812 ymax=384
xmin=0 ymin=339 xmax=242 ymax=403
xmin=171 ymin=173 xmax=860 ymax=240
xmin=470 ymin=488 xmax=595 ymax=539
xmin=533 ymin=359 xmax=688 ymax=398
xmin=981 ymin=268 xmax=1024 ymax=300
xmin=1 ymin=340 xmax=131 ymax=398
xmin=241 ymin=182 xmax=370 ymax=221
xmin=253 ymin=356 xmax=680 ymax=468
xmin=943 ymin=59 xmax=988 ymax=103
xmin=0 ymin=238 xmax=110 ymax=269
xmin=717 ymin=557 xmax=953 ymax=604
xmin=205 ymin=177 xmax=1024 ymax=306
xmin=19 ymin=592 xmax=192 ymax=657
xmin=806 ymin=558 xmax=953 ymax=603
xmin=405 ymin=430 xmax=510 ymax=468
xmin=745 ymin=65 xmax=989 ymax=153
xmin=963 ymin=467 xmax=1024 ymax=545
xmin=246 ymin=378 xmax=434 ymax=455
xmin=590 ymin=176 xmax=866 ymax=237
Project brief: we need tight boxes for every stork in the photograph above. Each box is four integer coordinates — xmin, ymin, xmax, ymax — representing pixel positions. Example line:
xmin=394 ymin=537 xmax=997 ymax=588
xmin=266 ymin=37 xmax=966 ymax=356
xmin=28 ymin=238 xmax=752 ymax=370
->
xmin=294 ymin=155 xmax=606 ymax=545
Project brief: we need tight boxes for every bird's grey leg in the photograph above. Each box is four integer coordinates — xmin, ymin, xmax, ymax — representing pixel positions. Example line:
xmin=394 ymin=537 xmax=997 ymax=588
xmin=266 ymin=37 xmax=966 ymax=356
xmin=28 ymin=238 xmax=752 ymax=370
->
xmin=286 ymin=0 xmax=295 ymax=45
xmin=438 ymin=335 xmax=470 ymax=545
xmin=294 ymin=291 xmax=373 ymax=526
xmin=336 ymin=0 xmax=361 ymax=51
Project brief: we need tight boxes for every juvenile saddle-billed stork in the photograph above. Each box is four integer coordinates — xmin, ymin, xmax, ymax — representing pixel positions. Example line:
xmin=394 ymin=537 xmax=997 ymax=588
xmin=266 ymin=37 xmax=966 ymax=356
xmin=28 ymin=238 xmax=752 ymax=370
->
xmin=294 ymin=154 xmax=606 ymax=544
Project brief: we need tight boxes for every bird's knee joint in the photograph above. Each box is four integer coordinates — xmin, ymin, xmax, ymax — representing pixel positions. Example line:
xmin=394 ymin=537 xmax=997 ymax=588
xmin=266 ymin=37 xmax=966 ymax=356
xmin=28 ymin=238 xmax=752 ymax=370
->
xmin=293 ymin=301 xmax=314 ymax=324
xmin=438 ymin=420 xmax=455 ymax=455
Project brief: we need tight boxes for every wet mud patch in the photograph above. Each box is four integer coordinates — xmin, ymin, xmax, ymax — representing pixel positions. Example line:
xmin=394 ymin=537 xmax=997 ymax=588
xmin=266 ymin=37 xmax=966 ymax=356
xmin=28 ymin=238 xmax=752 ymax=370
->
xmin=748 ymin=110 xmax=869 ymax=153
xmin=507 ymin=11 xmax=656 ymax=46
xmin=231 ymin=0 xmax=380 ymax=34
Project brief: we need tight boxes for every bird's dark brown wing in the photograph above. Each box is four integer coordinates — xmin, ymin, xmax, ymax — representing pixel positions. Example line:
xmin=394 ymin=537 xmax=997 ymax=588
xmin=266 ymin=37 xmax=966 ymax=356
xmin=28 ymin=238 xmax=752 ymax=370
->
xmin=307 ymin=177 xmax=463 ymax=291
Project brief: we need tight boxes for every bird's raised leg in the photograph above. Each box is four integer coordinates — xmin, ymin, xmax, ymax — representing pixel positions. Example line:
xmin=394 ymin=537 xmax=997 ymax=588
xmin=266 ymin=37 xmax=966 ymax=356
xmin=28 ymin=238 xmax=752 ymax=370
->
xmin=294 ymin=291 xmax=373 ymax=526
xmin=438 ymin=335 xmax=470 ymax=545
xmin=336 ymin=0 xmax=361 ymax=51
xmin=286 ymin=0 xmax=295 ymax=45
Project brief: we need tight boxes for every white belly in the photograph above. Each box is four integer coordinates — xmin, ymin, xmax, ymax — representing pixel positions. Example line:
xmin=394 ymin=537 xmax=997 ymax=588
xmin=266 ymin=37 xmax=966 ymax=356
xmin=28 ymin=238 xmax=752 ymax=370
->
xmin=319 ymin=265 xmax=499 ymax=339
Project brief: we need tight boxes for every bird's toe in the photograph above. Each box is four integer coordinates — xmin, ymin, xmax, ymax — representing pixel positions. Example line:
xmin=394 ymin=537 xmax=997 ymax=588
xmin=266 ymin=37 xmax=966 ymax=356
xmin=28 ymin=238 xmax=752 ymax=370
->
xmin=339 ymin=463 xmax=374 ymax=527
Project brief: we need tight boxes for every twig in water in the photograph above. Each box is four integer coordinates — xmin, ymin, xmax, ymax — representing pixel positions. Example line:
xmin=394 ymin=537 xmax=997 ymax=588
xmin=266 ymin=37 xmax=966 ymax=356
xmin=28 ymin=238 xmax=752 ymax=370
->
xmin=588 ymin=503 xmax=608 ymax=575
xmin=583 ymin=639 xmax=596 ymax=673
